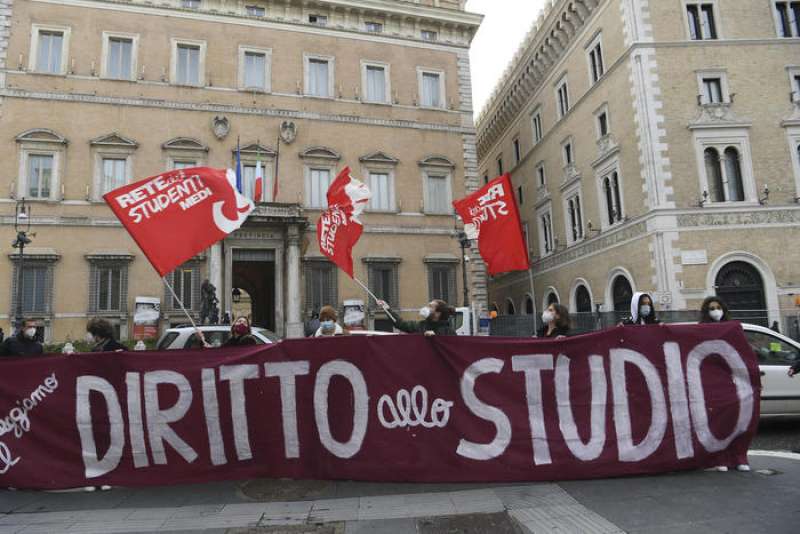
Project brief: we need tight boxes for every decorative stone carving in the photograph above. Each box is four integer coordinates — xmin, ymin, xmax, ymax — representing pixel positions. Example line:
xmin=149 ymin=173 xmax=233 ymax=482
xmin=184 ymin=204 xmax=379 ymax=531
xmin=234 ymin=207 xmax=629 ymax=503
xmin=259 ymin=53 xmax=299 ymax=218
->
xmin=280 ymin=121 xmax=297 ymax=144
xmin=596 ymin=134 xmax=618 ymax=159
xmin=688 ymin=103 xmax=750 ymax=129
xmin=677 ymin=210 xmax=800 ymax=228
xmin=211 ymin=115 xmax=230 ymax=140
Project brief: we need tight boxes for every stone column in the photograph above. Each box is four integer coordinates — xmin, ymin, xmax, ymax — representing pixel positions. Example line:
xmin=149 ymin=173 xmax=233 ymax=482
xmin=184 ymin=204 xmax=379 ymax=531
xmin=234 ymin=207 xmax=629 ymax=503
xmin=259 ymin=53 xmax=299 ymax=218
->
xmin=209 ymin=242 xmax=223 ymax=309
xmin=285 ymin=225 xmax=303 ymax=338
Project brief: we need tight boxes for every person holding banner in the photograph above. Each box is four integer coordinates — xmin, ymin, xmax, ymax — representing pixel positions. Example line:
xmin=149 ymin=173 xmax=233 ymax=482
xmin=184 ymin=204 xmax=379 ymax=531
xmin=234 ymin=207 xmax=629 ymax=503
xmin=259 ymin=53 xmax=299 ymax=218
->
xmin=223 ymin=317 xmax=258 ymax=346
xmin=699 ymin=296 xmax=731 ymax=323
xmin=377 ymin=299 xmax=456 ymax=336
xmin=622 ymin=292 xmax=662 ymax=325
xmin=537 ymin=303 xmax=571 ymax=339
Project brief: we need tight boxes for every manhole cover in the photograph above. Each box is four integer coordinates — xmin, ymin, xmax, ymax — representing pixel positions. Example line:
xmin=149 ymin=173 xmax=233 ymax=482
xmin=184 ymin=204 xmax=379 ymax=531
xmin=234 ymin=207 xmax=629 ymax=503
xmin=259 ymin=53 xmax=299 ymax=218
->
xmin=755 ymin=469 xmax=782 ymax=476
xmin=239 ymin=478 xmax=333 ymax=501
xmin=418 ymin=512 xmax=525 ymax=534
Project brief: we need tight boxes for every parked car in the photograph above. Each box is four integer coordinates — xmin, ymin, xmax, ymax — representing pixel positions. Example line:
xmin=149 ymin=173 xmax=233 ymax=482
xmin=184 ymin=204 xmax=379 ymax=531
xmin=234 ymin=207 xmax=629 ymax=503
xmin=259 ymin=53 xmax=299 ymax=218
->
xmin=347 ymin=329 xmax=396 ymax=336
xmin=156 ymin=325 xmax=278 ymax=350
xmin=741 ymin=323 xmax=800 ymax=416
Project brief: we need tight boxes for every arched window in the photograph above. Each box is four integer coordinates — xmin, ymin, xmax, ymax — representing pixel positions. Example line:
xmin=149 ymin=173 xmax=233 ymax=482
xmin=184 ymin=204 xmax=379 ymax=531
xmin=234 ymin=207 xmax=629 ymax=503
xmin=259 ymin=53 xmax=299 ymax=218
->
xmin=525 ymin=296 xmax=534 ymax=315
xmin=704 ymin=147 xmax=724 ymax=202
xmin=604 ymin=177 xmax=614 ymax=225
xmin=715 ymin=261 xmax=767 ymax=326
xmin=575 ymin=285 xmax=592 ymax=313
xmin=547 ymin=291 xmax=559 ymax=306
xmin=612 ymin=172 xmax=623 ymax=220
xmin=723 ymin=147 xmax=745 ymax=202
xmin=612 ymin=275 xmax=633 ymax=314
xmin=506 ymin=299 xmax=516 ymax=315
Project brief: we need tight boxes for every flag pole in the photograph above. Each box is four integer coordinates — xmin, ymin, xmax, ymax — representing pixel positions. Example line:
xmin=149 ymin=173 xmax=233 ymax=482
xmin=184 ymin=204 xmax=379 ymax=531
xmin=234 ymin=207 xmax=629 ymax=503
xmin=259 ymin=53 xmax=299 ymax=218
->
xmin=274 ymin=132 xmax=281 ymax=202
xmin=351 ymin=276 xmax=397 ymax=323
xmin=162 ymin=276 xmax=199 ymax=330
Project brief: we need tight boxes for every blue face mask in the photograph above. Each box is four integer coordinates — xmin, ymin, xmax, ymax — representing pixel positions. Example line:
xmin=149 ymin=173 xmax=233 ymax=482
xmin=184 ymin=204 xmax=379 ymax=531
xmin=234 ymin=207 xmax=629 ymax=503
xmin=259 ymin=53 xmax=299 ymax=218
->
xmin=321 ymin=320 xmax=335 ymax=330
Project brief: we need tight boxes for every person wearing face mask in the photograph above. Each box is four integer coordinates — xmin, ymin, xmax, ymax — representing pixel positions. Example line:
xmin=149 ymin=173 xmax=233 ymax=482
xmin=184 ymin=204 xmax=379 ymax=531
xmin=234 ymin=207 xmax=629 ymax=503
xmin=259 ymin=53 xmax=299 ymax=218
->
xmin=315 ymin=306 xmax=345 ymax=337
xmin=224 ymin=316 xmax=258 ymax=346
xmin=376 ymin=299 xmax=456 ymax=336
xmin=0 ymin=320 xmax=43 ymax=357
xmin=622 ymin=292 xmax=661 ymax=325
xmin=537 ymin=303 xmax=571 ymax=338
xmin=85 ymin=318 xmax=127 ymax=352
xmin=699 ymin=296 xmax=731 ymax=323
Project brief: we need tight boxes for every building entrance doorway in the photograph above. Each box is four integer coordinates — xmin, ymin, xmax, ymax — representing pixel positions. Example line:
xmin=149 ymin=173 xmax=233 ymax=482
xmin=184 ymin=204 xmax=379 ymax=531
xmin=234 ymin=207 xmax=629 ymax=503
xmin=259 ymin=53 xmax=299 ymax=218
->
xmin=232 ymin=249 xmax=275 ymax=331
xmin=715 ymin=261 xmax=767 ymax=326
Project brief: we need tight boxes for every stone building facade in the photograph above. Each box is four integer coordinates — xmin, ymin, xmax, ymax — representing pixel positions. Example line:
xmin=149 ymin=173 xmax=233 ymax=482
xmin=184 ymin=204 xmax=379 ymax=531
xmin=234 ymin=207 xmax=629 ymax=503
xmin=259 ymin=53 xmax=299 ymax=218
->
xmin=477 ymin=0 xmax=800 ymax=330
xmin=0 ymin=0 xmax=485 ymax=342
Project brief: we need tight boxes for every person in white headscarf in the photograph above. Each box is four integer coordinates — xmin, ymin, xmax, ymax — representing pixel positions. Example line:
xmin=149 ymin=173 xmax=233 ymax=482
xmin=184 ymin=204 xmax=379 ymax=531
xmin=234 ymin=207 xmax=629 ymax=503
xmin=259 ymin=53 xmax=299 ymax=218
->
xmin=622 ymin=292 xmax=661 ymax=325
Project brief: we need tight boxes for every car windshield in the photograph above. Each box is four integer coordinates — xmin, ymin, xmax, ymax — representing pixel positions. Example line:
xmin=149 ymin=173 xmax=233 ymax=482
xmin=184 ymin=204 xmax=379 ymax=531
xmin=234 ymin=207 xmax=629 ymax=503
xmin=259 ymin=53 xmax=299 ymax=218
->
xmin=745 ymin=330 xmax=800 ymax=366
xmin=157 ymin=332 xmax=179 ymax=351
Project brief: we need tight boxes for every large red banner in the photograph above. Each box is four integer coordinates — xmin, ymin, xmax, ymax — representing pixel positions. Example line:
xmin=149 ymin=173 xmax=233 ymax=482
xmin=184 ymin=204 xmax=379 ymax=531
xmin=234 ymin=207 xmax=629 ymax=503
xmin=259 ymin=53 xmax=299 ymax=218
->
xmin=0 ymin=324 xmax=758 ymax=490
xmin=104 ymin=167 xmax=254 ymax=277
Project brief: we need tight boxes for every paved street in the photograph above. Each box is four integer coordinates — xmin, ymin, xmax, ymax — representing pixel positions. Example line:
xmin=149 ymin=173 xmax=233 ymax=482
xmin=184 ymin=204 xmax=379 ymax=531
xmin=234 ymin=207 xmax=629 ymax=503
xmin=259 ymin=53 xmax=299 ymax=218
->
xmin=752 ymin=416 xmax=800 ymax=453
xmin=1 ymin=451 xmax=797 ymax=533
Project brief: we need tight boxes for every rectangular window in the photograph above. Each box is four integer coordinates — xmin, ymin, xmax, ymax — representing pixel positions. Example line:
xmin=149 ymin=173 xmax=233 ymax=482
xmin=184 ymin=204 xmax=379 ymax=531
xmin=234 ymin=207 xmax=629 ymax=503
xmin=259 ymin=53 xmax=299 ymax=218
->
xmin=305 ymin=261 xmax=338 ymax=315
xmin=101 ymin=158 xmax=127 ymax=195
xmin=537 ymin=164 xmax=546 ymax=188
xmin=176 ymin=44 xmax=201 ymax=85
xmin=793 ymin=74 xmax=800 ymax=96
xmin=20 ymin=265 xmax=47 ymax=313
xmin=36 ymin=31 xmax=64 ymax=74
xmin=517 ymin=186 xmax=524 ymax=205
xmin=368 ymin=264 xmax=398 ymax=307
xmin=182 ymin=0 xmax=200 ymax=8
xmin=241 ymin=164 xmax=265 ymax=201
xmin=421 ymin=72 xmax=442 ymax=108
xmin=107 ymin=37 xmax=133 ymax=80
xmin=173 ymin=160 xmax=197 ymax=170
xmin=513 ymin=138 xmax=521 ymax=164
xmin=597 ymin=110 xmax=609 ymax=137
xmin=497 ymin=157 xmax=504 ymax=176
xmin=775 ymin=2 xmax=800 ymax=37
xmin=567 ymin=193 xmax=584 ymax=243
xmin=483 ymin=174 xmax=489 ymax=185
xmin=588 ymin=40 xmax=605 ymax=84
xmin=532 ymin=112 xmax=543 ymax=143
xmin=556 ymin=80 xmax=570 ymax=118
xmin=687 ymin=3 xmax=718 ymax=40
xmin=365 ymin=22 xmax=383 ymax=33
xmin=365 ymin=65 xmax=387 ymax=103
xmin=309 ymin=14 xmax=327 ymax=25
xmin=172 ymin=267 xmax=195 ymax=309
xmin=308 ymin=58 xmax=330 ymax=97
xmin=308 ymin=168 xmax=332 ymax=208
xmin=368 ymin=172 xmax=391 ymax=211
xmin=563 ymin=141 xmax=574 ymax=165
xmin=243 ymin=51 xmax=266 ymax=89
xmin=426 ymin=174 xmax=449 ymax=214
xmin=540 ymin=212 xmax=554 ymax=254
xmin=428 ymin=265 xmax=455 ymax=303
xmin=702 ymin=77 xmax=723 ymax=104
xmin=246 ymin=5 xmax=266 ymax=17
xmin=602 ymin=171 xmax=624 ymax=225
xmin=27 ymin=154 xmax=53 ymax=199
xmin=421 ymin=30 xmax=438 ymax=41
xmin=96 ymin=265 xmax=122 ymax=312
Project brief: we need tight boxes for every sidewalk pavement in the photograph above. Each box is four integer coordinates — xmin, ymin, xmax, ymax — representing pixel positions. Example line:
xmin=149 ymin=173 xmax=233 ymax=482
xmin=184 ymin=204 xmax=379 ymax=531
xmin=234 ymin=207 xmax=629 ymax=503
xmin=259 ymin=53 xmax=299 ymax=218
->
xmin=0 ymin=451 xmax=797 ymax=533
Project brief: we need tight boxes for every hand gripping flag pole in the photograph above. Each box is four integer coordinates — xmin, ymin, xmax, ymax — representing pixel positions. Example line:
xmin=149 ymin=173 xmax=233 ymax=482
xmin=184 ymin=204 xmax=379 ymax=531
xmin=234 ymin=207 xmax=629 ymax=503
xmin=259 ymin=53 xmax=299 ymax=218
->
xmin=162 ymin=276 xmax=199 ymax=330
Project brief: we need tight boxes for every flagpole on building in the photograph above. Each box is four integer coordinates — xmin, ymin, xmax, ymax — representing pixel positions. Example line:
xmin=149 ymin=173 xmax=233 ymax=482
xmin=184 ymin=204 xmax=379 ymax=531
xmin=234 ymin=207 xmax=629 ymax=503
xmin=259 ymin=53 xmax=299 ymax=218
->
xmin=162 ymin=276 xmax=199 ymax=330
xmin=351 ymin=276 xmax=397 ymax=323
xmin=274 ymin=132 xmax=281 ymax=202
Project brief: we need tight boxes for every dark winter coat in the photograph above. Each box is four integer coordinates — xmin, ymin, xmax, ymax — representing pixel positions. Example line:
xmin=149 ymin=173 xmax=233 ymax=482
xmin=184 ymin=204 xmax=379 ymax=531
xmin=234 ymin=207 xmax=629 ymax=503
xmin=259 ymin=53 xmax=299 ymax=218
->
xmin=0 ymin=334 xmax=43 ymax=357
xmin=537 ymin=325 xmax=570 ymax=338
xmin=91 ymin=338 xmax=127 ymax=352
xmin=224 ymin=334 xmax=258 ymax=347
xmin=391 ymin=317 xmax=456 ymax=336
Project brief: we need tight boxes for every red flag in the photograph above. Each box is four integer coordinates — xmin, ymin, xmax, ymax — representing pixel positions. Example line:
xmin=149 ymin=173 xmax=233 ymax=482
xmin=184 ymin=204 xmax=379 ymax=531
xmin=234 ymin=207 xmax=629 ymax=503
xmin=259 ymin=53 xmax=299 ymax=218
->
xmin=317 ymin=167 xmax=371 ymax=277
xmin=104 ymin=167 xmax=254 ymax=277
xmin=452 ymin=174 xmax=529 ymax=276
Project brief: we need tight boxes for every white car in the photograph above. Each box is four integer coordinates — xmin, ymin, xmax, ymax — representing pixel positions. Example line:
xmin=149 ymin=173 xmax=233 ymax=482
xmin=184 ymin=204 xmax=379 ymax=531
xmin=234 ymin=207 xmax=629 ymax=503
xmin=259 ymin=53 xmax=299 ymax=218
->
xmin=156 ymin=325 xmax=278 ymax=350
xmin=741 ymin=323 xmax=800 ymax=415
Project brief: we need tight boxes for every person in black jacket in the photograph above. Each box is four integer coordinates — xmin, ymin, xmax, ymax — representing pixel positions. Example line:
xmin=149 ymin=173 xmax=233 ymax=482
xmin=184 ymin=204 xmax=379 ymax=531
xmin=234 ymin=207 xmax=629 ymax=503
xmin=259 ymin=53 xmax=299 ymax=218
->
xmin=0 ymin=320 xmax=43 ymax=357
xmin=622 ymin=292 xmax=661 ymax=325
xmin=377 ymin=299 xmax=456 ymax=336
xmin=86 ymin=318 xmax=127 ymax=352
xmin=224 ymin=316 xmax=258 ymax=346
xmin=537 ymin=303 xmax=571 ymax=338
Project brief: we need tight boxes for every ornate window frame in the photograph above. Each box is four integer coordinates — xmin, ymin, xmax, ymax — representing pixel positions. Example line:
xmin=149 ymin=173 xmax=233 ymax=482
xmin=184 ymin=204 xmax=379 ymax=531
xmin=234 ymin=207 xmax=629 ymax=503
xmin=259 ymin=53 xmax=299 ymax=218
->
xmin=360 ymin=60 xmax=391 ymax=104
xmin=170 ymin=38 xmax=207 ymax=87
xmin=304 ymin=53 xmax=336 ymax=99
xmin=419 ymin=155 xmax=455 ymax=215
xmin=238 ymin=45 xmax=272 ymax=92
xmin=90 ymin=133 xmax=138 ymax=202
xmin=162 ymin=137 xmax=208 ymax=169
xmin=100 ymin=31 xmax=139 ymax=81
xmin=691 ymin=126 xmax=757 ymax=206
xmin=360 ymin=151 xmax=399 ymax=213
xmin=417 ymin=67 xmax=446 ymax=109
xmin=29 ymin=24 xmax=71 ymax=75
xmin=15 ymin=129 xmax=68 ymax=202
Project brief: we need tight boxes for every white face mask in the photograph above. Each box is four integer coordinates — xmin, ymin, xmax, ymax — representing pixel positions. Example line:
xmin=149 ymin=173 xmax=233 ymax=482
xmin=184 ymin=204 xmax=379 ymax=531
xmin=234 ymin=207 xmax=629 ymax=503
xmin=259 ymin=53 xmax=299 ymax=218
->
xmin=640 ymin=305 xmax=652 ymax=318
xmin=542 ymin=310 xmax=555 ymax=324
xmin=24 ymin=328 xmax=37 ymax=340
xmin=85 ymin=332 xmax=95 ymax=344
xmin=419 ymin=306 xmax=432 ymax=319
xmin=709 ymin=309 xmax=724 ymax=322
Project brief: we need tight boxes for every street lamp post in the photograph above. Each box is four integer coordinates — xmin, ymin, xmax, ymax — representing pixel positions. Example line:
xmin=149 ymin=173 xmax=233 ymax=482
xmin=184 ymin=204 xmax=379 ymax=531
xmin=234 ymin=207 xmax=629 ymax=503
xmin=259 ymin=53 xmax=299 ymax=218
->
xmin=457 ymin=230 xmax=470 ymax=308
xmin=12 ymin=199 xmax=32 ymax=331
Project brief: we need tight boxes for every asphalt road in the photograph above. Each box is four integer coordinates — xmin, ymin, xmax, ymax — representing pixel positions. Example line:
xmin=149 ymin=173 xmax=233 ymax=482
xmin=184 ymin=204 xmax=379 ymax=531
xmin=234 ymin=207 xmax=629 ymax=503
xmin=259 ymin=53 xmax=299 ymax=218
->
xmin=752 ymin=415 xmax=800 ymax=452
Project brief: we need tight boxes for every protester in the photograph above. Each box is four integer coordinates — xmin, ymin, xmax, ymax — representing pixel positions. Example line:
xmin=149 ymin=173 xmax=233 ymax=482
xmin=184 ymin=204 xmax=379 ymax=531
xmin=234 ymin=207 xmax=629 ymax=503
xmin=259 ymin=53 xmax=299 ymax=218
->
xmin=377 ymin=299 xmax=456 ymax=336
xmin=537 ymin=303 xmax=570 ymax=338
xmin=699 ymin=296 xmax=731 ymax=323
xmin=86 ymin=318 xmax=127 ymax=352
xmin=0 ymin=320 xmax=43 ymax=357
xmin=623 ymin=292 xmax=661 ymax=325
xmin=224 ymin=316 xmax=258 ymax=346
xmin=771 ymin=321 xmax=781 ymax=333
xmin=315 ymin=306 xmax=345 ymax=337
